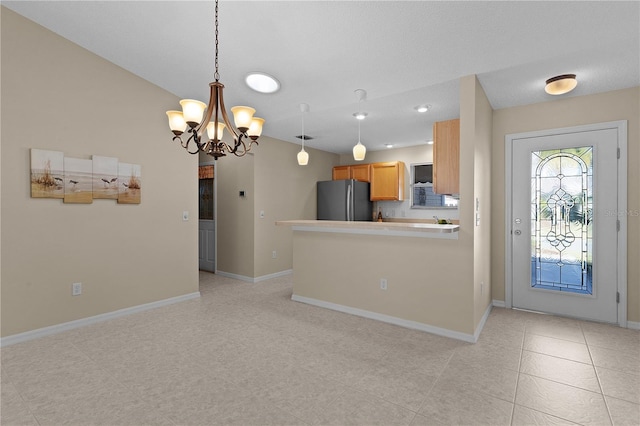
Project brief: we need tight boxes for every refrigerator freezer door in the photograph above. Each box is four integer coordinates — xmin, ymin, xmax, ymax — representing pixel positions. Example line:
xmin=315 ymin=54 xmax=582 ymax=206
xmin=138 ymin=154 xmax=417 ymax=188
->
xmin=317 ymin=180 xmax=348 ymax=220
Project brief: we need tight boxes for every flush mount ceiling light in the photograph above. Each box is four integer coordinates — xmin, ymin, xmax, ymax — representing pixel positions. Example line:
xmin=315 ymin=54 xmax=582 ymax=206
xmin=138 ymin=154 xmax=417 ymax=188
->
xmin=165 ymin=0 xmax=265 ymax=159
xmin=297 ymin=103 xmax=310 ymax=166
xmin=385 ymin=144 xmax=394 ymax=149
xmin=245 ymin=72 xmax=280 ymax=94
xmin=427 ymin=140 xmax=434 ymax=145
xmin=352 ymin=89 xmax=368 ymax=161
xmin=545 ymin=74 xmax=577 ymax=95
xmin=414 ymin=105 xmax=431 ymax=113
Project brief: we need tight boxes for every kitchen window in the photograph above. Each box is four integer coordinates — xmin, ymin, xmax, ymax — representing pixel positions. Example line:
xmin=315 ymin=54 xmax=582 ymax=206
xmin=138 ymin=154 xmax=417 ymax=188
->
xmin=410 ymin=163 xmax=458 ymax=209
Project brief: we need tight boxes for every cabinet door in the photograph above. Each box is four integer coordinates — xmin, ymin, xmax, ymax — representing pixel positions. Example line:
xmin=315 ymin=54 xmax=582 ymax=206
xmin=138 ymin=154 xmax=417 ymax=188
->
xmin=433 ymin=118 xmax=460 ymax=194
xmin=332 ymin=166 xmax=350 ymax=180
xmin=350 ymin=164 xmax=371 ymax=182
xmin=370 ymin=162 xmax=405 ymax=201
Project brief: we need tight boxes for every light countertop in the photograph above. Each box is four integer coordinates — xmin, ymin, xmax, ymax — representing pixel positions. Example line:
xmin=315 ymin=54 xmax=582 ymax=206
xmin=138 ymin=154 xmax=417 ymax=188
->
xmin=276 ymin=220 xmax=459 ymax=239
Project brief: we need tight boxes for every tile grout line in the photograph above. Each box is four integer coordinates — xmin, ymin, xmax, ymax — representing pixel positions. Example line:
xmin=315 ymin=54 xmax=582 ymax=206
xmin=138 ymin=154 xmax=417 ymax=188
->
xmin=509 ymin=324 xmax=526 ymax=425
xmin=582 ymin=323 xmax=615 ymax=426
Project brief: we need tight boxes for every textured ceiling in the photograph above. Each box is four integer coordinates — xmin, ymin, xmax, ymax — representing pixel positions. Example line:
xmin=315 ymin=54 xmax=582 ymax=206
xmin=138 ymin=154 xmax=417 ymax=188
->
xmin=4 ymin=1 xmax=639 ymax=154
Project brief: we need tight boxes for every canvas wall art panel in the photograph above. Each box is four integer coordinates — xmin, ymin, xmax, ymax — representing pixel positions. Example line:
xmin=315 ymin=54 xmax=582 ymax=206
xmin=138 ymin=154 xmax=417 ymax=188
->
xmin=31 ymin=149 xmax=64 ymax=199
xmin=118 ymin=163 xmax=141 ymax=204
xmin=92 ymin=155 xmax=119 ymax=199
xmin=64 ymin=157 xmax=93 ymax=204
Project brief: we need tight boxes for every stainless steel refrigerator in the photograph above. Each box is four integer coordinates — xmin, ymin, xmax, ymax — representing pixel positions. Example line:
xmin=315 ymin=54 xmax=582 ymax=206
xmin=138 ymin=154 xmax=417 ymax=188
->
xmin=317 ymin=179 xmax=372 ymax=221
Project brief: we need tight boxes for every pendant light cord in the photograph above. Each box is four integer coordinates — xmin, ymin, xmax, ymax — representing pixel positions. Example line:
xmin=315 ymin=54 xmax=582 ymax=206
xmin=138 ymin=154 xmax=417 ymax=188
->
xmin=214 ymin=0 xmax=220 ymax=81
xmin=301 ymin=111 xmax=305 ymax=150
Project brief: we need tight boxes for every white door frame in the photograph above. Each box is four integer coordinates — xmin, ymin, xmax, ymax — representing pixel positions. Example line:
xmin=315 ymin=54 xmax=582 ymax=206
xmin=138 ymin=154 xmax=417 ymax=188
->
xmin=505 ymin=121 xmax=628 ymax=326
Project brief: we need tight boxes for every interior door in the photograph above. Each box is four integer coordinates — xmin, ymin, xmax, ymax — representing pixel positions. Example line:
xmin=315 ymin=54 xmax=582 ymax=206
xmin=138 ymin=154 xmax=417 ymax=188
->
xmin=198 ymin=167 xmax=215 ymax=272
xmin=510 ymin=128 xmax=619 ymax=323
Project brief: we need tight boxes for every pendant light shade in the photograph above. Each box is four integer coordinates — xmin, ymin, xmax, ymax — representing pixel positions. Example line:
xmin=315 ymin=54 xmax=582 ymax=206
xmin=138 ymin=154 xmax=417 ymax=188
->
xmin=353 ymin=141 xmax=366 ymax=161
xmin=545 ymin=74 xmax=577 ymax=95
xmin=297 ymin=149 xmax=309 ymax=166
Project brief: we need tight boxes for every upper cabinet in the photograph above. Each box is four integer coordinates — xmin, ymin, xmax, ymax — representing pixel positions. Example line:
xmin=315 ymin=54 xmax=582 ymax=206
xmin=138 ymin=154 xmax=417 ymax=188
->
xmin=433 ymin=118 xmax=460 ymax=195
xmin=333 ymin=161 xmax=404 ymax=201
xmin=370 ymin=161 xmax=405 ymax=201
xmin=332 ymin=165 xmax=351 ymax=180
xmin=332 ymin=164 xmax=371 ymax=182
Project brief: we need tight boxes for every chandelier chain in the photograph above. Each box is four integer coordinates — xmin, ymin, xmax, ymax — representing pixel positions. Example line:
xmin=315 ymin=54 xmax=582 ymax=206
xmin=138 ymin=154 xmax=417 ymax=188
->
xmin=214 ymin=0 xmax=220 ymax=81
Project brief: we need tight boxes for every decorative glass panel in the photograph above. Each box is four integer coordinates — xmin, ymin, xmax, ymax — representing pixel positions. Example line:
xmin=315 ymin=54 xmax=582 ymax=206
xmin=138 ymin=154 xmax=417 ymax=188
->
xmin=531 ymin=147 xmax=593 ymax=294
xmin=199 ymin=178 xmax=214 ymax=220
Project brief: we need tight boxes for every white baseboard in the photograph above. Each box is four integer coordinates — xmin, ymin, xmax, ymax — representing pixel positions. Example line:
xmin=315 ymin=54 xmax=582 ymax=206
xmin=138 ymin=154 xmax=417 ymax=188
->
xmin=473 ymin=303 xmax=493 ymax=342
xmin=492 ymin=300 xmax=506 ymax=308
xmin=627 ymin=321 xmax=640 ymax=330
xmin=291 ymin=294 xmax=478 ymax=343
xmin=0 ymin=292 xmax=201 ymax=348
xmin=216 ymin=269 xmax=292 ymax=283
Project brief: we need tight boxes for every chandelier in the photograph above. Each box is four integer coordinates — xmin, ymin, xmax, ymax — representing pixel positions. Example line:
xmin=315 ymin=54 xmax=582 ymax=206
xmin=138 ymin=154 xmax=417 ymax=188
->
xmin=165 ymin=0 xmax=264 ymax=159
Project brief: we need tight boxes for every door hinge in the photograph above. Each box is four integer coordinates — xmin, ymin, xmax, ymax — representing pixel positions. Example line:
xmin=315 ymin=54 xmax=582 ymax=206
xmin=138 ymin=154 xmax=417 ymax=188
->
xmin=616 ymin=292 xmax=620 ymax=303
xmin=617 ymin=147 xmax=621 ymax=159
xmin=617 ymin=219 xmax=620 ymax=232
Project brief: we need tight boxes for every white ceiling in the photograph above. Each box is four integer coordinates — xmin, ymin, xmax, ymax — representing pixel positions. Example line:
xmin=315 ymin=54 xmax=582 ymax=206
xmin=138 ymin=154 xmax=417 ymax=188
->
xmin=4 ymin=1 xmax=639 ymax=155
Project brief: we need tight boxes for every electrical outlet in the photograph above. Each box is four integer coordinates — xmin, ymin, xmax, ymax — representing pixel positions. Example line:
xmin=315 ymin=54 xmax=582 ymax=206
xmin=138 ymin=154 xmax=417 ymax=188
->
xmin=272 ymin=250 xmax=277 ymax=259
xmin=72 ymin=282 xmax=82 ymax=296
xmin=380 ymin=278 xmax=388 ymax=290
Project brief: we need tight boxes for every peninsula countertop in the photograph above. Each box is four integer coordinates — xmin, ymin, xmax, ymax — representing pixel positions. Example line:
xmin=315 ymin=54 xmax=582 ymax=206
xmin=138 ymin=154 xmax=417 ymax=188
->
xmin=276 ymin=219 xmax=459 ymax=239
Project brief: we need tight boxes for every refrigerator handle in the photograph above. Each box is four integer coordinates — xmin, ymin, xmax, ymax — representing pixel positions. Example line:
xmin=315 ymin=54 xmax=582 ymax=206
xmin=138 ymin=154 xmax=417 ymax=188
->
xmin=346 ymin=183 xmax=352 ymax=221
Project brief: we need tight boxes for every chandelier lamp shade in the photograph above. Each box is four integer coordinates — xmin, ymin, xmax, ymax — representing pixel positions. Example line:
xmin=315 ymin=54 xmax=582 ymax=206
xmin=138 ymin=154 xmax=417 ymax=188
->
xmin=352 ymin=89 xmax=368 ymax=161
xmin=297 ymin=103 xmax=310 ymax=166
xmin=165 ymin=0 xmax=264 ymax=159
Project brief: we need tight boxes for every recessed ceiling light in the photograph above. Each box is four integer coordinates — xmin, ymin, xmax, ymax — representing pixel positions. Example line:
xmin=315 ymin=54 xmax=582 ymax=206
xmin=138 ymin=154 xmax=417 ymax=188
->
xmin=545 ymin=74 xmax=577 ymax=95
xmin=353 ymin=112 xmax=368 ymax=120
xmin=385 ymin=144 xmax=394 ymax=149
xmin=245 ymin=72 xmax=280 ymax=94
xmin=427 ymin=140 xmax=434 ymax=145
xmin=414 ymin=105 xmax=431 ymax=113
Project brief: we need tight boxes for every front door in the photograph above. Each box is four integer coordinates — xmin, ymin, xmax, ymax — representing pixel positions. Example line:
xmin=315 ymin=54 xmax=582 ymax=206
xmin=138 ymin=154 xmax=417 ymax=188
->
xmin=508 ymin=123 xmax=625 ymax=323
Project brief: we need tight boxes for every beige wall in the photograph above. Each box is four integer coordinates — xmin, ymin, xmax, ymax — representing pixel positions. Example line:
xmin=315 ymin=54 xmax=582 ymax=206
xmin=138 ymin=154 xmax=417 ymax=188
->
xmin=1 ymin=8 xmax=199 ymax=337
xmin=215 ymin=136 xmax=338 ymax=279
xmin=293 ymin=231 xmax=476 ymax=334
xmin=491 ymin=87 xmax=640 ymax=322
xmin=465 ymin=76 xmax=493 ymax=326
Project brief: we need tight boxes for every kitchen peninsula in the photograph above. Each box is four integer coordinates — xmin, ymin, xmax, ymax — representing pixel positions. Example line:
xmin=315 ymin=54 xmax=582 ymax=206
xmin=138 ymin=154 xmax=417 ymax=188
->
xmin=276 ymin=219 xmax=482 ymax=342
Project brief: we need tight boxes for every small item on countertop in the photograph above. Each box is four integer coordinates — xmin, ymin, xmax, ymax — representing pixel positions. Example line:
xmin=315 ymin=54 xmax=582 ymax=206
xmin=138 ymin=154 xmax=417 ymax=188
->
xmin=377 ymin=209 xmax=383 ymax=222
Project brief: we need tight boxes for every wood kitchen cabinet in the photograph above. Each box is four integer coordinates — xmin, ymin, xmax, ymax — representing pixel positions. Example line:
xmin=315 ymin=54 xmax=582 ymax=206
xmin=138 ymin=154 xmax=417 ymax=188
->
xmin=433 ymin=118 xmax=460 ymax=195
xmin=332 ymin=164 xmax=371 ymax=182
xmin=370 ymin=161 xmax=405 ymax=201
xmin=332 ymin=165 xmax=351 ymax=180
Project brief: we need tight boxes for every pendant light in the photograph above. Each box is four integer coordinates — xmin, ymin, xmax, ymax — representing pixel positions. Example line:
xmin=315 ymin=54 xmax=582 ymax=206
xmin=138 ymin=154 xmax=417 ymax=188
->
xmin=352 ymin=89 xmax=367 ymax=161
xmin=297 ymin=103 xmax=309 ymax=166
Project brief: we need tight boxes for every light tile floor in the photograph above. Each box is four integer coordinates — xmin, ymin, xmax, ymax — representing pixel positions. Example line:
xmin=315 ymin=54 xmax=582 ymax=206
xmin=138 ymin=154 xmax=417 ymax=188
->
xmin=1 ymin=272 xmax=639 ymax=425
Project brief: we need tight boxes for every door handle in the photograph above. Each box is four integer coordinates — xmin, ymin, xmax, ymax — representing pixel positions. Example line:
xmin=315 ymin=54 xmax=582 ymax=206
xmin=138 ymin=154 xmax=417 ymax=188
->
xmin=514 ymin=230 xmax=522 ymax=235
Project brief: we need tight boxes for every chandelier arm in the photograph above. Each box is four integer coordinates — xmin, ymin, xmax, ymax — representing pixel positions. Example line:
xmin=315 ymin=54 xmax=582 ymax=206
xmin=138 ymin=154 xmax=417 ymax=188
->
xmin=217 ymin=83 xmax=241 ymax=141
xmin=195 ymin=83 xmax=218 ymax=135
xmin=183 ymin=132 xmax=202 ymax=155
